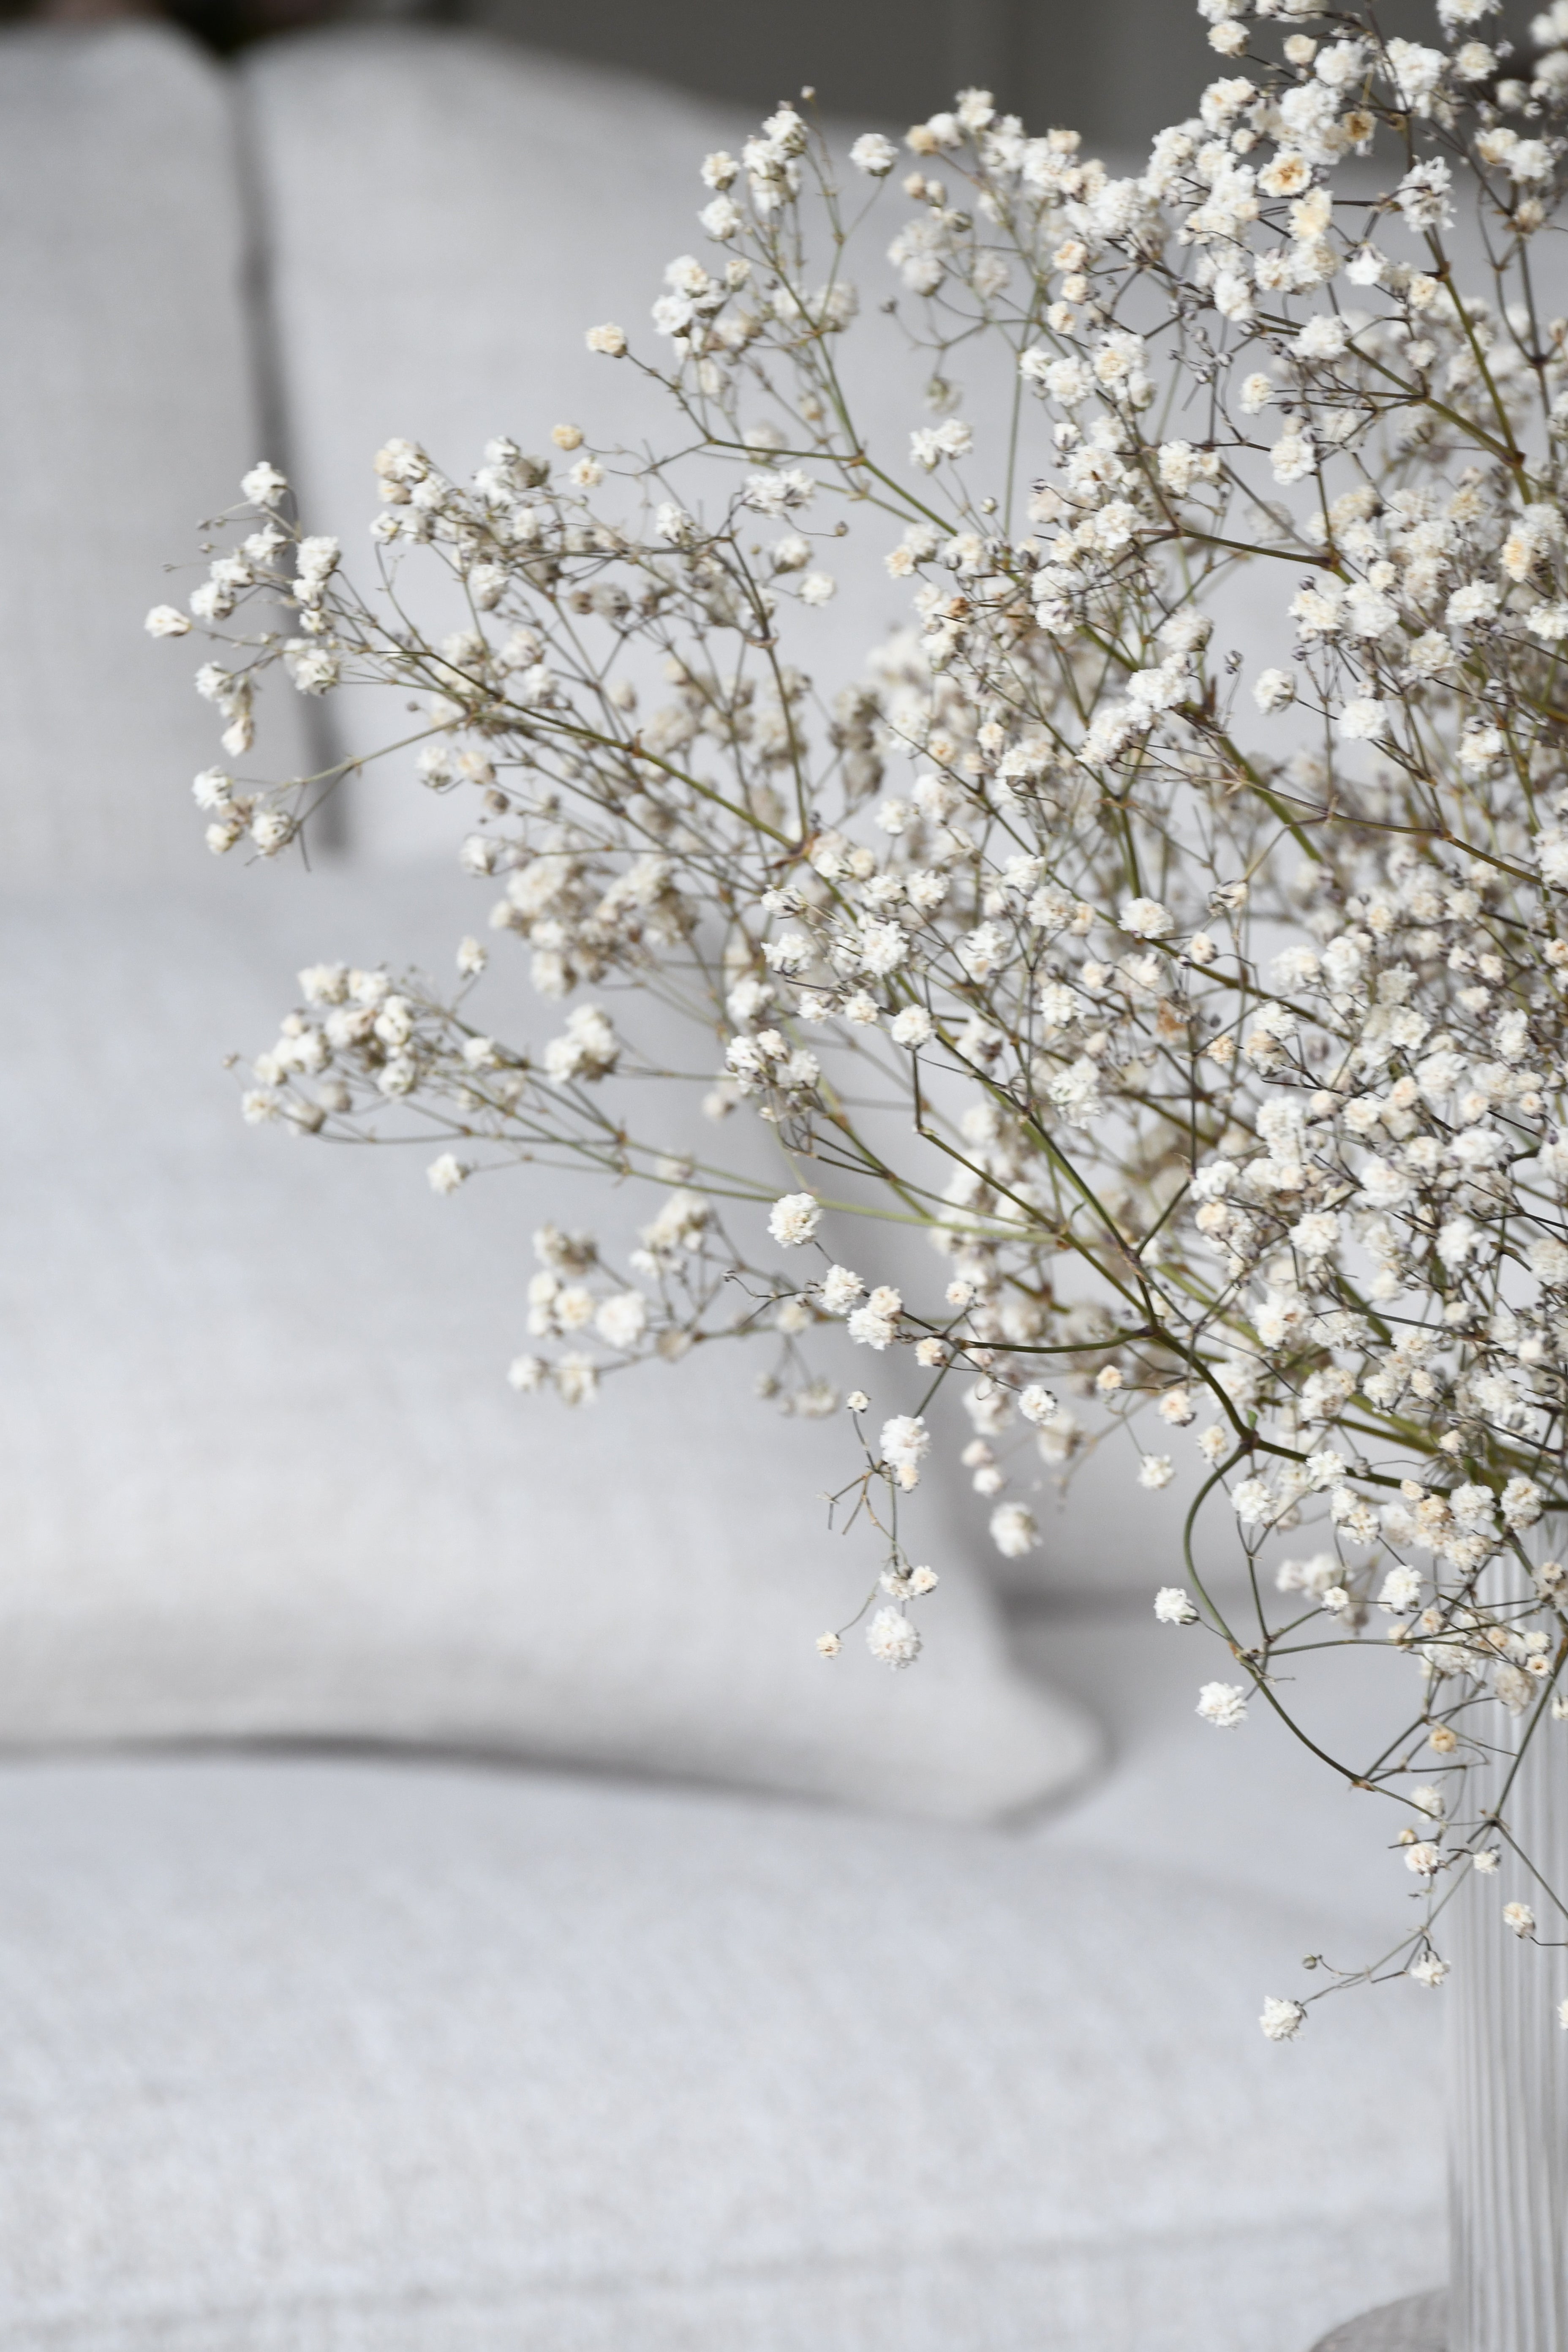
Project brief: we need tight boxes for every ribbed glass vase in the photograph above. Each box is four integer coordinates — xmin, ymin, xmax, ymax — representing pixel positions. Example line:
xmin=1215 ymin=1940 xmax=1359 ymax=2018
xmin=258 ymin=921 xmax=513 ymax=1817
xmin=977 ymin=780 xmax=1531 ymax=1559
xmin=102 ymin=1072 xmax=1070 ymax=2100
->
xmin=1448 ymin=1677 xmax=1568 ymax=2352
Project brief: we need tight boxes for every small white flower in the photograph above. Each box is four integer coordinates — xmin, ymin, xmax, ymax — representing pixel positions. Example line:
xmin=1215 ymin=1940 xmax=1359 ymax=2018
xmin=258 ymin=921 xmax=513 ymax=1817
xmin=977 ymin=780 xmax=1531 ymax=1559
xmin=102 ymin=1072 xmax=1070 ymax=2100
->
xmin=816 ymin=1631 xmax=843 ymax=1657
xmin=1252 ymin=667 xmax=1296 ymax=713
xmin=850 ymin=131 xmax=898 ymax=176
xmin=1231 ymin=1477 xmax=1274 ymax=1527
xmin=799 ymin=572 xmax=837 ymax=606
xmin=819 ymin=1265 xmax=864 ymax=1315
xmin=699 ymin=193 xmax=743 ymax=240
xmin=585 ymin=322 xmax=628 ymax=357
xmin=1505 ymin=1901 xmax=1536 ymax=1937
xmin=595 ymin=1291 xmax=648 ymax=1350
xmin=295 ymin=534 xmax=339 ymax=584
xmin=1018 ymin=1385 xmax=1060 ymax=1426
xmin=1446 ymin=580 xmax=1500 ymax=633
xmin=1501 ymin=1475 xmax=1542 ymax=1529
xmin=1270 ymin=430 xmax=1316 ymax=485
xmin=1197 ymin=1680 xmax=1248 ymax=1729
xmin=1409 ymin=1955 xmax=1450 ymax=1990
xmin=427 ymin=1153 xmax=470 ymax=1195
xmin=144 ymin=604 xmax=192 ymax=637
xmin=858 ymin=919 xmax=909 ymax=977
xmin=879 ymin=1414 xmax=931 ymax=1489
xmin=1396 ymin=157 xmax=1453 ymax=229
xmin=555 ymin=1354 xmax=599 ymax=1407
xmin=1259 ymin=1996 xmax=1305 ymax=2042
xmin=768 ymin=1191 xmax=821 ymax=1246
xmin=1139 ymin=1454 xmax=1175 ymax=1490
xmin=848 ymin=1285 xmax=902 ymax=1348
xmin=1337 ymin=697 xmax=1388 ymax=741
xmin=1121 ymin=896 xmax=1173 ymax=939
xmin=543 ymin=1004 xmax=618 ymax=1086
xmin=989 ymin=1502 xmax=1039 ymax=1559
xmin=1294 ymin=313 xmax=1349 ymax=361
xmin=867 ymin=1607 xmax=922 ymax=1667
xmin=240 ymin=460 xmax=289 ymax=507
xmin=1154 ymin=1586 xmax=1198 ymax=1625
xmin=890 ymin=1004 xmax=934 ymax=1047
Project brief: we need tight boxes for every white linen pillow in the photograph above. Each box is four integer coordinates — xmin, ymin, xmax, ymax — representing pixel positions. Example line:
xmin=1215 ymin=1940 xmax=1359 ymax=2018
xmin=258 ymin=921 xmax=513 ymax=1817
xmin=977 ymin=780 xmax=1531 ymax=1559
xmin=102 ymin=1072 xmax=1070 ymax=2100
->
xmin=0 ymin=871 xmax=1099 ymax=1819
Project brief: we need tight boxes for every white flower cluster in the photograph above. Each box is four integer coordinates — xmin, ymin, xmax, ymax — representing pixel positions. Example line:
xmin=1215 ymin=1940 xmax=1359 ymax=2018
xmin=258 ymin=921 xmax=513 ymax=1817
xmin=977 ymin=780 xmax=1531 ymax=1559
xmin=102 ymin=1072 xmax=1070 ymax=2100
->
xmin=155 ymin=0 xmax=1568 ymax=2017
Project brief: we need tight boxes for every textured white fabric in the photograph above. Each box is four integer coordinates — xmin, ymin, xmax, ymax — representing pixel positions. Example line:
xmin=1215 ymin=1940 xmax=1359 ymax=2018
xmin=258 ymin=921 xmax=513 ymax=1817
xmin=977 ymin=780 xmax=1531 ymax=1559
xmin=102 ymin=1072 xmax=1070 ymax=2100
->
xmin=0 ymin=1641 xmax=1444 ymax=2352
xmin=0 ymin=25 xmax=309 ymax=887
xmin=0 ymin=874 xmax=1096 ymax=1818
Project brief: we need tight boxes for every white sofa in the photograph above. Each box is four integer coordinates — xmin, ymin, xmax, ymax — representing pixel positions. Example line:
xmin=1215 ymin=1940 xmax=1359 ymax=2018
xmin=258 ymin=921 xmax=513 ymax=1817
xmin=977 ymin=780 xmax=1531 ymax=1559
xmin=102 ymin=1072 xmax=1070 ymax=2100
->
xmin=0 ymin=23 xmax=1446 ymax=2349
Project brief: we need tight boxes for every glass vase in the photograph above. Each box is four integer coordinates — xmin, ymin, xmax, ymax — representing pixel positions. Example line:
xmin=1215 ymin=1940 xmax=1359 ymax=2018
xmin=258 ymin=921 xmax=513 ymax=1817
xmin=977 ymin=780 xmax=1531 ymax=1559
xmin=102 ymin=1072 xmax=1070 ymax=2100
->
xmin=1447 ymin=1686 xmax=1568 ymax=2352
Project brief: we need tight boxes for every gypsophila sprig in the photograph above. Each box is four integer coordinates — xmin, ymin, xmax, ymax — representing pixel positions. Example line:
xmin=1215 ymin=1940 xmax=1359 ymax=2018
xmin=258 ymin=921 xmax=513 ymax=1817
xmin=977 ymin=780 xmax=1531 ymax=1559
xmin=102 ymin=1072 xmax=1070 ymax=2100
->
xmin=157 ymin=0 xmax=1568 ymax=2030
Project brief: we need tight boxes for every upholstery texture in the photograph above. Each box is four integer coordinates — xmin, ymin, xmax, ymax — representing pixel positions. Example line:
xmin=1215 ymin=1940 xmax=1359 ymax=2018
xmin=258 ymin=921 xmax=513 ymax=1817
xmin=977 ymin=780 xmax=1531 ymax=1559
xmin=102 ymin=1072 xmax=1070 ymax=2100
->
xmin=0 ymin=873 xmax=1097 ymax=1819
xmin=0 ymin=1714 xmax=1443 ymax=2352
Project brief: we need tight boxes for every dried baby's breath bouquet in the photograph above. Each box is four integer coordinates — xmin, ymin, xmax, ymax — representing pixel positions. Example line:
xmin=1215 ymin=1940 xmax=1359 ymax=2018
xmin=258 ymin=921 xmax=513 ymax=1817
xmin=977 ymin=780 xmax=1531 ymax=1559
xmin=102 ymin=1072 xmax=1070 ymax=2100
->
xmin=152 ymin=0 xmax=1568 ymax=2034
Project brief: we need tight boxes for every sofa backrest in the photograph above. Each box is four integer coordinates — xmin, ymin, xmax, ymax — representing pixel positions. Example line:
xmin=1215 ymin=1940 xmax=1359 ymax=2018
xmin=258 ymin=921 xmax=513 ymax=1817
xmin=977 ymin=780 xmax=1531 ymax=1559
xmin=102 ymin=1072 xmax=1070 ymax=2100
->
xmin=240 ymin=28 xmax=746 ymax=862
xmin=0 ymin=24 xmax=309 ymax=889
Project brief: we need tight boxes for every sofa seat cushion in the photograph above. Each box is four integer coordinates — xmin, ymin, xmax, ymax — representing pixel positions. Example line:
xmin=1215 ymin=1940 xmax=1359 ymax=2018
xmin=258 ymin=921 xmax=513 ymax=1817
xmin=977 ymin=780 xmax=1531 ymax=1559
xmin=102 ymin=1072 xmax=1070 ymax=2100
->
xmin=0 ymin=1733 xmax=1440 ymax=2352
xmin=0 ymin=871 xmax=1096 ymax=1822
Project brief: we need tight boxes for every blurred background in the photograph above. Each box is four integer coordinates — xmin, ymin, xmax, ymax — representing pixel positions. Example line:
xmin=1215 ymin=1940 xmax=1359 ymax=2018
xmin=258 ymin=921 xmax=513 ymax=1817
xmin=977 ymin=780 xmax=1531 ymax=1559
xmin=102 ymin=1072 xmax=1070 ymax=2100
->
xmin=0 ymin=0 xmax=1484 ymax=144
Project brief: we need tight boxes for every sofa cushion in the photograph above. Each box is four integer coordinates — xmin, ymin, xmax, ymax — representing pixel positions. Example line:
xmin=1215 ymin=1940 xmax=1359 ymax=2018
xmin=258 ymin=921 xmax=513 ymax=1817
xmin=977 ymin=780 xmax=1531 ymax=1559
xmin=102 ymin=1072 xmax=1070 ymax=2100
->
xmin=0 ymin=1718 xmax=1441 ymax=2352
xmin=0 ymin=25 xmax=310 ymax=889
xmin=0 ymin=871 xmax=1096 ymax=1820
